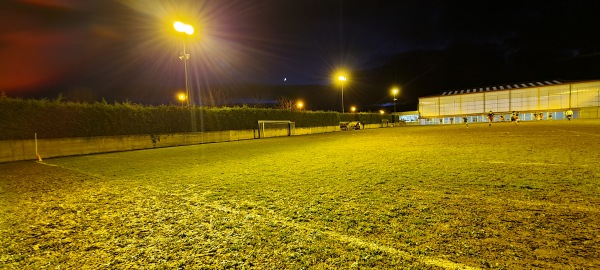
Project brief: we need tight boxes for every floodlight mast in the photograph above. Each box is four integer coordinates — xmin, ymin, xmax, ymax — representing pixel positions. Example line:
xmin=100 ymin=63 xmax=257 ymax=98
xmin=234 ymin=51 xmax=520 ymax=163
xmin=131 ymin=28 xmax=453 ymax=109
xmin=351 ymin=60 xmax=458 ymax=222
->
xmin=338 ymin=75 xmax=347 ymax=113
xmin=181 ymin=41 xmax=191 ymax=107
xmin=174 ymin=21 xmax=194 ymax=107
xmin=392 ymin=88 xmax=399 ymax=114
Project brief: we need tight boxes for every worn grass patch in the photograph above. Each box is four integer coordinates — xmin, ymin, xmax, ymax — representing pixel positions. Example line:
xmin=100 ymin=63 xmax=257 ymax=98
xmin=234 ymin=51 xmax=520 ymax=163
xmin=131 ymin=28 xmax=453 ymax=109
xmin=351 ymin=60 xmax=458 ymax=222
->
xmin=1 ymin=120 xmax=599 ymax=269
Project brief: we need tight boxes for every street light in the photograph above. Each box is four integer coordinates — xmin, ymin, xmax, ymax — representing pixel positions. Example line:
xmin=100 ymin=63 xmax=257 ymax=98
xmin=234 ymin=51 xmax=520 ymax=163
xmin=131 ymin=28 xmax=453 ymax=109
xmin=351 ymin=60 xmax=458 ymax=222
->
xmin=177 ymin=92 xmax=187 ymax=106
xmin=174 ymin=21 xmax=194 ymax=35
xmin=338 ymin=75 xmax=347 ymax=113
xmin=296 ymin=100 xmax=304 ymax=110
xmin=391 ymin=88 xmax=399 ymax=114
xmin=350 ymin=106 xmax=356 ymax=113
xmin=174 ymin=21 xmax=194 ymax=107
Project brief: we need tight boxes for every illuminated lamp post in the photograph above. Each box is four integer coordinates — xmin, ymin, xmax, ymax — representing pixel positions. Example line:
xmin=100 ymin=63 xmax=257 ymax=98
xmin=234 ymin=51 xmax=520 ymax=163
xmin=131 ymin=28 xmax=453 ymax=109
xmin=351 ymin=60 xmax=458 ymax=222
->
xmin=174 ymin=21 xmax=194 ymax=107
xmin=391 ymin=88 xmax=399 ymax=114
xmin=296 ymin=100 xmax=304 ymax=110
xmin=338 ymin=75 xmax=347 ymax=113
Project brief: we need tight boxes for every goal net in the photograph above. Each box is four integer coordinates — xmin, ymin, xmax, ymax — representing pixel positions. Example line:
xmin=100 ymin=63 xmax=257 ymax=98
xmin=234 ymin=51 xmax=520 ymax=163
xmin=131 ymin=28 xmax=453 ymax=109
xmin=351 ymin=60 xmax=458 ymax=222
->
xmin=257 ymin=120 xmax=295 ymax=138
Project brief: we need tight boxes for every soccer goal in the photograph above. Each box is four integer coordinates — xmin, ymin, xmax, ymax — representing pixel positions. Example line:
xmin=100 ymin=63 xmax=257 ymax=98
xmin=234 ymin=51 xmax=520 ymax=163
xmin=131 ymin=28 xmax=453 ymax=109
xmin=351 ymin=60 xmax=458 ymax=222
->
xmin=381 ymin=119 xmax=389 ymax=127
xmin=257 ymin=120 xmax=295 ymax=138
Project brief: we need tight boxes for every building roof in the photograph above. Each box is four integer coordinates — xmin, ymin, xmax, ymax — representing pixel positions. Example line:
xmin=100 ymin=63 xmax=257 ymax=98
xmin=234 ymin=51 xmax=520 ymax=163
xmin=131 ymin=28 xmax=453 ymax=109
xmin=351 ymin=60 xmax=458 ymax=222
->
xmin=433 ymin=80 xmax=564 ymax=97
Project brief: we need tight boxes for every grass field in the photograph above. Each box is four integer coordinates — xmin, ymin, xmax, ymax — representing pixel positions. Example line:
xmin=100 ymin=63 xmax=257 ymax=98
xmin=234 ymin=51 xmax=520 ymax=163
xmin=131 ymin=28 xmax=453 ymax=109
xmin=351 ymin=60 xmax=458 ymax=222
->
xmin=1 ymin=120 xmax=599 ymax=269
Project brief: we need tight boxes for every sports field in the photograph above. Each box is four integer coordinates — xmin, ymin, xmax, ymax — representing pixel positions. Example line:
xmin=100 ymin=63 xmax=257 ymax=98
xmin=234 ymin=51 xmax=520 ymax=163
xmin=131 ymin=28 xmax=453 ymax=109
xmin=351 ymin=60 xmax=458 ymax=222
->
xmin=1 ymin=120 xmax=599 ymax=269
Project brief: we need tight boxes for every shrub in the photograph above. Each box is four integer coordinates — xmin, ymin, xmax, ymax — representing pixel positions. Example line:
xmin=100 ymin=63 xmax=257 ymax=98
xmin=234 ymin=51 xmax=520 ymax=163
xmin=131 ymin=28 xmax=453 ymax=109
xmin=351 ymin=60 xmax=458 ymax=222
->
xmin=0 ymin=97 xmax=392 ymax=140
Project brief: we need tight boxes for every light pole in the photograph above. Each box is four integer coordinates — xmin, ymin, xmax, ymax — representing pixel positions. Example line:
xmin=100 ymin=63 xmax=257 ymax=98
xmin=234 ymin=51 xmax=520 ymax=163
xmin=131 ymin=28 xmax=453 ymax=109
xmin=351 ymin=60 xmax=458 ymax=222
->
xmin=296 ymin=100 xmax=304 ymax=110
xmin=174 ymin=21 xmax=194 ymax=107
xmin=338 ymin=75 xmax=347 ymax=113
xmin=392 ymin=88 xmax=399 ymax=114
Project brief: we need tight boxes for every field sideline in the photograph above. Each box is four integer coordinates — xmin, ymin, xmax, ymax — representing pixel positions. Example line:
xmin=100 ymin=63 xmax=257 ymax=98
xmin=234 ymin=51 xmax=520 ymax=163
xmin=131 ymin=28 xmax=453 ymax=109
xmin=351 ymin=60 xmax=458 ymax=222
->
xmin=1 ymin=120 xmax=599 ymax=269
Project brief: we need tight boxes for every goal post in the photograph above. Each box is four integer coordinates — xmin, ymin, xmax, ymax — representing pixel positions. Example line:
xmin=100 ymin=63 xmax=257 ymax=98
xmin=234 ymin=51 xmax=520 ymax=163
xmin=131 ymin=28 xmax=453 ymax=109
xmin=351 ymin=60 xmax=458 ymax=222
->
xmin=257 ymin=120 xmax=295 ymax=138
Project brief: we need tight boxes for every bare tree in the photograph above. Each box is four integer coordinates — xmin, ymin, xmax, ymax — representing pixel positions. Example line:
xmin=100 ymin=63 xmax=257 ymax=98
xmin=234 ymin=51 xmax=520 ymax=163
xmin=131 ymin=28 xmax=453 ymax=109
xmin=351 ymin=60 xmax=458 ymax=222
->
xmin=276 ymin=96 xmax=295 ymax=110
xmin=201 ymin=88 xmax=231 ymax=107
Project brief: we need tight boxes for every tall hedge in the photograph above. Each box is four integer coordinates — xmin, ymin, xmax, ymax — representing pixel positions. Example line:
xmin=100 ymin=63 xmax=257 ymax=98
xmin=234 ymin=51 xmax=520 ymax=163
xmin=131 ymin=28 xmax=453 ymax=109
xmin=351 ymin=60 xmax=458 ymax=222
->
xmin=0 ymin=96 xmax=392 ymax=140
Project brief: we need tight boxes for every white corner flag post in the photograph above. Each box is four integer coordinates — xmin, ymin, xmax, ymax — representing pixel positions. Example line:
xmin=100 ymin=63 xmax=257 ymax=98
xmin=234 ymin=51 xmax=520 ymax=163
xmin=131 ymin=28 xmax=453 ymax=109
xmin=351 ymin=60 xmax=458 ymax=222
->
xmin=35 ymin=133 xmax=42 ymax=161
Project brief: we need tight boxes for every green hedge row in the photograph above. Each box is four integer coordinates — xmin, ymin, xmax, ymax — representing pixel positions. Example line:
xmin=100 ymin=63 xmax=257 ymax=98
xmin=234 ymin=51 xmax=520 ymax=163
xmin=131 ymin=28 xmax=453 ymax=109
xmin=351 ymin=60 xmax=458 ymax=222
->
xmin=0 ymin=96 xmax=392 ymax=140
xmin=339 ymin=112 xmax=394 ymax=124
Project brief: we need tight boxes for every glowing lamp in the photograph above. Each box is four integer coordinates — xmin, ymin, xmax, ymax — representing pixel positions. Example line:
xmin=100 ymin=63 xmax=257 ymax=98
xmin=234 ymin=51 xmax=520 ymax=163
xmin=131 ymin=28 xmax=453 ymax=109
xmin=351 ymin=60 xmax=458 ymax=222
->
xmin=174 ymin=21 xmax=194 ymax=35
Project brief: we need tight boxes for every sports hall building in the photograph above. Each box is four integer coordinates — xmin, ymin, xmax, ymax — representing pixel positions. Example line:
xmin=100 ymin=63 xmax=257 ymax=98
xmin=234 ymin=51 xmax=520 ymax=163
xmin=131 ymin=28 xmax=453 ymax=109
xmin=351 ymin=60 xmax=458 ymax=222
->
xmin=417 ymin=79 xmax=600 ymax=124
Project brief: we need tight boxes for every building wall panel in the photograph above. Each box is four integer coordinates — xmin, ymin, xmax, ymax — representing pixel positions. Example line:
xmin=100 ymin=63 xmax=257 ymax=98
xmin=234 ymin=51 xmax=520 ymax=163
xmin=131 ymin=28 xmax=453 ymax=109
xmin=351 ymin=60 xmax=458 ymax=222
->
xmin=572 ymin=82 xmax=600 ymax=108
xmin=419 ymin=98 xmax=439 ymax=117
xmin=484 ymin=91 xmax=510 ymax=112
xmin=547 ymin=85 xmax=570 ymax=110
xmin=418 ymin=81 xmax=599 ymax=119
xmin=439 ymin=96 xmax=461 ymax=115
xmin=461 ymin=93 xmax=484 ymax=114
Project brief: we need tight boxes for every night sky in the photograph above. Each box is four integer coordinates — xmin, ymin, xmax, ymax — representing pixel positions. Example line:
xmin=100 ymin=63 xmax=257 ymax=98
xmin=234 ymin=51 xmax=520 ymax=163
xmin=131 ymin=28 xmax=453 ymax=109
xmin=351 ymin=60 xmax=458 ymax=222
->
xmin=2 ymin=0 xmax=599 ymax=111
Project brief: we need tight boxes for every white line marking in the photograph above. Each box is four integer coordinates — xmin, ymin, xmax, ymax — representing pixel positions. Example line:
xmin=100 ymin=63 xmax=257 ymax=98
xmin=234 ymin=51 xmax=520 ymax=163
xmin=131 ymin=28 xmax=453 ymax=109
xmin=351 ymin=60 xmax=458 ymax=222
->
xmin=197 ymin=200 xmax=480 ymax=269
xmin=36 ymin=161 xmax=58 ymax=167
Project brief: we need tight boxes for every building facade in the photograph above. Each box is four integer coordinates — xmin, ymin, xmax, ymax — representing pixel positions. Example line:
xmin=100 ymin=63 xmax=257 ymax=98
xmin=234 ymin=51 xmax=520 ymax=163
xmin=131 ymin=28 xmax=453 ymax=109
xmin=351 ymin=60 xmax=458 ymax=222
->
xmin=418 ymin=80 xmax=600 ymax=124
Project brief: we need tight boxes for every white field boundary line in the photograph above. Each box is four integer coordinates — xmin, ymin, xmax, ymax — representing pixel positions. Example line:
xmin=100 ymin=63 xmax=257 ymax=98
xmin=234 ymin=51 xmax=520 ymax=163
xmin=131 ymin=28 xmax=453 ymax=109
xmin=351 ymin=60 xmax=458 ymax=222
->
xmin=36 ymin=161 xmax=118 ymax=181
xmin=36 ymin=161 xmax=59 ymax=167
xmin=201 ymin=200 xmax=481 ymax=270
xmin=131 ymin=186 xmax=479 ymax=269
